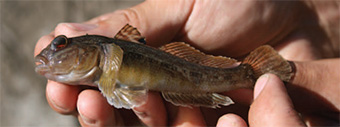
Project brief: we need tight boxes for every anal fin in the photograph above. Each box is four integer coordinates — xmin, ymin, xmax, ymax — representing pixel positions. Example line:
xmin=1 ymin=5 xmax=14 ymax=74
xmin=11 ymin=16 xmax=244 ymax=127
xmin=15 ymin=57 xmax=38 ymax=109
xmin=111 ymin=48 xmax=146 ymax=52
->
xmin=160 ymin=42 xmax=238 ymax=68
xmin=162 ymin=92 xmax=234 ymax=108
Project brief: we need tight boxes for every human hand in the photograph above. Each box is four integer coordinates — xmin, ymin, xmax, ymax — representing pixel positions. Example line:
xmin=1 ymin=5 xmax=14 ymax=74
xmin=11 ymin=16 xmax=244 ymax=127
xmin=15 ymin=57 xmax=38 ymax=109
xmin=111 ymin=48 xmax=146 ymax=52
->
xmin=287 ymin=59 xmax=340 ymax=126
xmin=216 ymin=59 xmax=340 ymax=127
xmin=217 ymin=73 xmax=306 ymax=127
xmin=34 ymin=0 xmax=338 ymax=126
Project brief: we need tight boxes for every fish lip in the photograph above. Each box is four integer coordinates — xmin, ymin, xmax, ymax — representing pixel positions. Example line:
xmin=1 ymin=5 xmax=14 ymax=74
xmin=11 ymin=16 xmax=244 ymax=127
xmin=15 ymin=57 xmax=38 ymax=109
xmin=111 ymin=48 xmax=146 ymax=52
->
xmin=34 ymin=55 xmax=50 ymax=75
xmin=35 ymin=54 xmax=48 ymax=65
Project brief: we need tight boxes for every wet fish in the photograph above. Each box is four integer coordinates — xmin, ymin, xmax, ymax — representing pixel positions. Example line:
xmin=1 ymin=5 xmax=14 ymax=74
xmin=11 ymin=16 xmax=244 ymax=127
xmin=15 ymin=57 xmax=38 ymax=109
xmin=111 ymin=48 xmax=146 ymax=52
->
xmin=35 ymin=24 xmax=293 ymax=109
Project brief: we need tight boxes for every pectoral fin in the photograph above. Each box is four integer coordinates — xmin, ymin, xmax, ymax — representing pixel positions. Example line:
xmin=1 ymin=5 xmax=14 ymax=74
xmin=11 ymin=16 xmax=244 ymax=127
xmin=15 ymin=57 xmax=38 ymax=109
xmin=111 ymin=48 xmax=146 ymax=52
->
xmin=105 ymin=82 xmax=148 ymax=109
xmin=159 ymin=42 xmax=237 ymax=68
xmin=114 ymin=24 xmax=146 ymax=44
xmin=162 ymin=92 xmax=234 ymax=108
xmin=98 ymin=43 xmax=148 ymax=109
xmin=98 ymin=43 xmax=123 ymax=98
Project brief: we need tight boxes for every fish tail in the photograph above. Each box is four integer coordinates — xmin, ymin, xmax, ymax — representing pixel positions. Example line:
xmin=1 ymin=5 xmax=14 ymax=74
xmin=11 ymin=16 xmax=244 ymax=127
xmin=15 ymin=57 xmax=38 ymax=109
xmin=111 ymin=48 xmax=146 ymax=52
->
xmin=242 ymin=45 xmax=293 ymax=82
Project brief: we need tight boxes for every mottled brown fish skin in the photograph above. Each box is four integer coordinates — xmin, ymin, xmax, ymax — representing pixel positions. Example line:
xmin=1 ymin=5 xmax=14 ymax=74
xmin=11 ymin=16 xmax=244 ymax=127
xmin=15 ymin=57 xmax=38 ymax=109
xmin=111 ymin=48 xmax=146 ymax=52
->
xmin=35 ymin=30 xmax=292 ymax=109
xmin=114 ymin=40 xmax=256 ymax=93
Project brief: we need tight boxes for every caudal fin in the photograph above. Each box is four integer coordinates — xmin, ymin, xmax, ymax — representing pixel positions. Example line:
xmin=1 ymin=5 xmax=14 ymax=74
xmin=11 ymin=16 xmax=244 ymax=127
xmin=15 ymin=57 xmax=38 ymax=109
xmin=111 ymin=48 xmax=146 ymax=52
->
xmin=242 ymin=45 xmax=293 ymax=82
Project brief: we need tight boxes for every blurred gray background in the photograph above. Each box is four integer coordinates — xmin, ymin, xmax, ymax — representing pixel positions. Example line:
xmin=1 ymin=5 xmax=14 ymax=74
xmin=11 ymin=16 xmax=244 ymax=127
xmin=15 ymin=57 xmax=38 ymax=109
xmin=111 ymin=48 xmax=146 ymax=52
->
xmin=0 ymin=0 xmax=143 ymax=126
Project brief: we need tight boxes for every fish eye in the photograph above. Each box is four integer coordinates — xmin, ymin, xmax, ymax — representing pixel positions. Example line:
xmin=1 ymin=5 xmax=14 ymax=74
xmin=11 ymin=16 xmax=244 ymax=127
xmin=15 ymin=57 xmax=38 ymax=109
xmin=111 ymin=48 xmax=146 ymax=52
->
xmin=51 ymin=35 xmax=68 ymax=51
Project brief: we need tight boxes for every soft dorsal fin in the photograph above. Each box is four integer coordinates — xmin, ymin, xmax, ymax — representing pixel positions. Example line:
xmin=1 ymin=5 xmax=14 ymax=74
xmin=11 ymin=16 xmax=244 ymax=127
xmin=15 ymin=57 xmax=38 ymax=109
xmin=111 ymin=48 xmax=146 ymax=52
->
xmin=159 ymin=42 xmax=237 ymax=68
xmin=114 ymin=24 xmax=146 ymax=44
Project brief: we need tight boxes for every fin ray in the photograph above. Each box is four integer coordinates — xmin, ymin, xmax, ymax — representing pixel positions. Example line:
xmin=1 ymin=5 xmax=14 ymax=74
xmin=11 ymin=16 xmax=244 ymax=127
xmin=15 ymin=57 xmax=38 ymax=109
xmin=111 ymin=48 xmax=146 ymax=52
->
xmin=105 ymin=83 xmax=148 ymax=109
xmin=162 ymin=92 xmax=234 ymax=108
xmin=97 ymin=43 xmax=123 ymax=99
xmin=114 ymin=24 xmax=146 ymax=44
xmin=242 ymin=45 xmax=293 ymax=82
xmin=160 ymin=42 xmax=237 ymax=68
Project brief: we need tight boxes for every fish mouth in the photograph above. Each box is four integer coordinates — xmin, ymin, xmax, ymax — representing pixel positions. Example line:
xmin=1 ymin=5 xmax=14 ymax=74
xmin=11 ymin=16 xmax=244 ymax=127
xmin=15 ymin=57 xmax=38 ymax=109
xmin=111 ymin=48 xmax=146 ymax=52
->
xmin=34 ymin=55 xmax=50 ymax=75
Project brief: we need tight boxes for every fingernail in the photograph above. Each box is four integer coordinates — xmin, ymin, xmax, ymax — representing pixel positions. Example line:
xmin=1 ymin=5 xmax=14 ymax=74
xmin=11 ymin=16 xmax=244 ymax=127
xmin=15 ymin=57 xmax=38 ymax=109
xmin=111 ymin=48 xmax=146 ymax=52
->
xmin=50 ymin=99 xmax=69 ymax=112
xmin=80 ymin=114 xmax=96 ymax=125
xmin=66 ymin=23 xmax=97 ymax=31
xmin=254 ymin=74 xmax=269 ymax=99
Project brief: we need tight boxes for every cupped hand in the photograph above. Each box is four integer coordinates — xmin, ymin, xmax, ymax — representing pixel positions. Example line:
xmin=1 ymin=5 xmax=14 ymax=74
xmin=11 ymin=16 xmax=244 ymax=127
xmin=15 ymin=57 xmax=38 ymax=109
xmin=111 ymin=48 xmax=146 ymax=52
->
xmin=34 ymin=0 xmax=338 ymax=126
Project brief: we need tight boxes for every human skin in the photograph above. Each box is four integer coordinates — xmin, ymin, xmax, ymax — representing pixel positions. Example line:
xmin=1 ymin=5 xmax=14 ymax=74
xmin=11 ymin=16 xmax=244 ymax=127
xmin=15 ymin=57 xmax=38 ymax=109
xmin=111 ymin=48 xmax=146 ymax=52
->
xmin=217 ymin=73 xmax=307 ymax=127
xmin=34 ymin=0 xmax=339 ymax=126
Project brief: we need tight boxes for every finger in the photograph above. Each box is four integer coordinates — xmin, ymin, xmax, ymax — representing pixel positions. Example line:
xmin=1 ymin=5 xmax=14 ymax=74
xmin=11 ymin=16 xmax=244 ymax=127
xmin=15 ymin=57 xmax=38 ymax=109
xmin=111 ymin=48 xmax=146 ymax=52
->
xmin=34 ymin=34 xmax=54 ymax=56
xmin=118 ymin=0 xmax=194 ymax=46
xmin=132 ymin=92 xmax=167 ymax=126
xmin=54 ymin=0 xmax=193 ymax=46
xmin=54 ymin=23 xmax=101 ymax=37
xmin=77 ymin=89 xmax=122 ymax=127
xmin=46 ymin=80 xmax=79 ymax=115
xmin=216 ymin=113 xmax=248 ymax=127
xmin=249 ymin=74 xmax=306 ymax=127
xmin=171 ymin=107 xmax=206 ymax=127
xmin=289 ymin=59 xmax=340 ymax=111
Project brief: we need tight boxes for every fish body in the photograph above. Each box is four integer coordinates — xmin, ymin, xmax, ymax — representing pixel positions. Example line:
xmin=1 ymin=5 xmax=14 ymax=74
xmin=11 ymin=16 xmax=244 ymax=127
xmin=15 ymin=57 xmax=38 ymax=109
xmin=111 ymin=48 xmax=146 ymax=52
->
xmin=35 ymin=24 xmax=293 ymax=109
xmin=116 ymin=40 xmax=254 ymax=92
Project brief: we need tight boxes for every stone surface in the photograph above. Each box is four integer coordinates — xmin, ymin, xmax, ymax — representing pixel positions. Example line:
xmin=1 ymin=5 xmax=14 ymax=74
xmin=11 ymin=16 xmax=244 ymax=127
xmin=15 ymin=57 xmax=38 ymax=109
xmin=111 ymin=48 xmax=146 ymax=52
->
xmin=0 ymin=0 xmax=143 ymax=126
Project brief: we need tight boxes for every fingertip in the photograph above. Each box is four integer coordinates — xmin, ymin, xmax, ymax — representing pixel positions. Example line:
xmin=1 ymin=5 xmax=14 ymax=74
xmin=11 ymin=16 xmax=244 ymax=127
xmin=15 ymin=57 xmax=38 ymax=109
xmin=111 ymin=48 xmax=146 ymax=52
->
xmin=46 ymin=80 xmax=79 ymax=115
xmin=54 ymin=23 xmax=95 ymax=37
xmin=217 ymin=113 xmax=247 ymax=127
xmin=77 ymin=89 xmax=120 ymax=126
xmin=254 ymin=74 xmax=286 ymax=100
xmin=253 ymin=74 xmax=269 ymax=99
xmin=34 ymin=35 xmax=54 ymax=56
xmin=132 ymin=92 xmax=167 ymax=126
xmin=249 ymin=74 xmax=305 ymax=126
xmin=54 ymin=21 xmax=122 ymax=38
xmin=172 ymin=107 xmax=206 ymax=127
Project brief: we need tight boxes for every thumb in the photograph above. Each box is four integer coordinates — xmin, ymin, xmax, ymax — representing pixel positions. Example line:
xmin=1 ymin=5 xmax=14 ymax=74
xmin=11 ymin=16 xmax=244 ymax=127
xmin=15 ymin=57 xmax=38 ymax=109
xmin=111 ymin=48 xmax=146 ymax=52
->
xmin=249 ymin=74 xmax=306 ymax=127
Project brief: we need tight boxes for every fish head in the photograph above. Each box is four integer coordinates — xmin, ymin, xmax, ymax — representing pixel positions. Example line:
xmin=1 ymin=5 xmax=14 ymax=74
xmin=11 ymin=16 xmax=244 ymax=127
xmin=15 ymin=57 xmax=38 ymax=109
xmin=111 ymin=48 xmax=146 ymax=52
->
xmin=35 ymin=35 xmax=103 ymax=86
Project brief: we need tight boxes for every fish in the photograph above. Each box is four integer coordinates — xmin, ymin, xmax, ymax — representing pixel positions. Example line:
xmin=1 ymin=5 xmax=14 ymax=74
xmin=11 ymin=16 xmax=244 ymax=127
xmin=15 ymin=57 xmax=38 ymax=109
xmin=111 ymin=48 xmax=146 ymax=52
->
xmin=35 ymin=24 xmax=293 ymax=109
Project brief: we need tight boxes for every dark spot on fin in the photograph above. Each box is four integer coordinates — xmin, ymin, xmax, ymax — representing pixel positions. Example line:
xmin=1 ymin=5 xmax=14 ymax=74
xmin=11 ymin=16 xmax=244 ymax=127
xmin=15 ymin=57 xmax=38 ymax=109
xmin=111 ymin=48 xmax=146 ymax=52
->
xmin=138 ymin=38 xmax=146 ymax=44
xmin=159 ymin=42 xmax=237 ymax=68
xmin=161 ymin=92 xmax=234 ymax=108
xmin=242 ymin=45 xmax=293 ymax=82
xmin=114 ymin=24 xmax=146 ymax=44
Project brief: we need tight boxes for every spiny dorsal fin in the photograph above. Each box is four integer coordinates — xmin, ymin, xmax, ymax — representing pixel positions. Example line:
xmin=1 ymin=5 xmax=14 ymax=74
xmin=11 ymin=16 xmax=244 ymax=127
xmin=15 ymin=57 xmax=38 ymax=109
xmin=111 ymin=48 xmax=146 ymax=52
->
xmin=114 ymin=24 xmax=146 ymax=44
xmin=242 ymin=45 xmax=293 ymax=82
xmin=162 ymin=92 xmax=234 ymax=108
xmin=159 ymin=42 xmax=237 ymax=68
